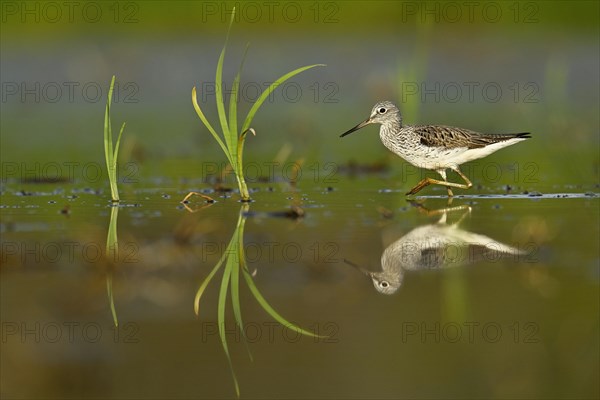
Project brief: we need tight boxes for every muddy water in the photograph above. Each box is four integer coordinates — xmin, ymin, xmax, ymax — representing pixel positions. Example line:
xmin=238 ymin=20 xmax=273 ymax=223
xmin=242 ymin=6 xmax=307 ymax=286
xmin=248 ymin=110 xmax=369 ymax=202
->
xmin=1 ymin=181 xmax=598 ymax=398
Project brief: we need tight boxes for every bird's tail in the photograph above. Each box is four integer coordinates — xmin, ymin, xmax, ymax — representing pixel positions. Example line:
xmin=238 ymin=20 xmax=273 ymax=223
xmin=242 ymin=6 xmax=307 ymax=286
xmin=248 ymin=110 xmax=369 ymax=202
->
xmin=483 ymin=132 xmax=531 ymax=142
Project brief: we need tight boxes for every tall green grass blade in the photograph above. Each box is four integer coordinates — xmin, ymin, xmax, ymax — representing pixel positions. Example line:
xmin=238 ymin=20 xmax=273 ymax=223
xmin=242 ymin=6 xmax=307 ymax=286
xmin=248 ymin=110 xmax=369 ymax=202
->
xmin=241 ymin=64 xmax=325 ymax=133
xmin=228 ymin=43 xmax=250 ymax=144
xmin=104 ymin=75 xmax=118 ymax=201
xmin=219 ymin=257 xmax=240 ymax=397
xmin=237 ymin=128 xmax=255 ymax=184
xmin=241 ymin=268 xmax=324 ymax=338
xmin=113 ymin=122 xmax=126 ymax=166
xmin=215 ymin=10 xmax=236 ymax=168
xmin=109 ymin=122 xmax=126 ymax=200
xmin=192 ymin=87 xmax=235 ymax=168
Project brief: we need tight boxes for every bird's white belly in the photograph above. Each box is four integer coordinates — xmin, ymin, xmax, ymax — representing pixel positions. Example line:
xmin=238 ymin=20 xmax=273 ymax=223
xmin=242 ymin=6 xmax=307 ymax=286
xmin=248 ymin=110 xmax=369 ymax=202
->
xmin=394 ymin=138 xmax=527 ymax=171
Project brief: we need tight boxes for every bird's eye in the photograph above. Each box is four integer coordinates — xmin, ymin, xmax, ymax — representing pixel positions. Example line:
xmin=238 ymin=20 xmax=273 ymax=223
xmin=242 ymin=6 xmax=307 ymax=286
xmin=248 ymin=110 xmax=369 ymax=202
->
xmin=378 ymin=107 xmax=387 ymax=114
xmin=380 ymin=281 xmax=389 ymax=288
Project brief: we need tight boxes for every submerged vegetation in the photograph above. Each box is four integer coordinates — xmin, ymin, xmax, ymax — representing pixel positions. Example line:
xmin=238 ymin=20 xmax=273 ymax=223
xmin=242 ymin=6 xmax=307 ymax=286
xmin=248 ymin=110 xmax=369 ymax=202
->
xmin=191 ymin=8 xmax=324 ymax=201
xmin=104 ymin=75 xmax=126 ymax=202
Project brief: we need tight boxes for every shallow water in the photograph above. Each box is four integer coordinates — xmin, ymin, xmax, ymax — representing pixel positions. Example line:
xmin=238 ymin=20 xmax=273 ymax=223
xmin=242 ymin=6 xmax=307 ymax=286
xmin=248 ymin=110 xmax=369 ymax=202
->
xmin=1 ymin=180 xmax=598 ymax=398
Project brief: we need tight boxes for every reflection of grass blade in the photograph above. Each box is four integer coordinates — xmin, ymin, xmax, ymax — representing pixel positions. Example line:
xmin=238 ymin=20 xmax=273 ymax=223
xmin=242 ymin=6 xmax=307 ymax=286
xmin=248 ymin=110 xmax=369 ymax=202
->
xmin=231 ymin=214 xmax=253 ymax=362
xmin=240 ymin=64 xmax=325 ymax=133
xmin=107 ymin=273 xmax=118 ymax=327
xmin=219 ymin=256 xmax=240 ymax=397
xmin=241 ymin=268 xmax=323 ymax=338
xmin=106 ymin=206 xmax=119 ymax=326
xmin=194 ymin=248 xmax=229 ymax=316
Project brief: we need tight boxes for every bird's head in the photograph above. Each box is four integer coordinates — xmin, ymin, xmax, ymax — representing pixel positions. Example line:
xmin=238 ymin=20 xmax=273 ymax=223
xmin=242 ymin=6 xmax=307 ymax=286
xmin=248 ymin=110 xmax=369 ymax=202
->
xmin=369 ymin=271 xmax=402 ymax=295
xmin=340 ymin=101 xmax=401 ymax=137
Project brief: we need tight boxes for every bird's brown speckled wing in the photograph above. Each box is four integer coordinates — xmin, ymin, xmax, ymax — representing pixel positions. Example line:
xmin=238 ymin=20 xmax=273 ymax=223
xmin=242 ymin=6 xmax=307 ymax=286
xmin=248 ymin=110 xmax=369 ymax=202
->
xmin=413 ymin=125 xmax=531 ymax=149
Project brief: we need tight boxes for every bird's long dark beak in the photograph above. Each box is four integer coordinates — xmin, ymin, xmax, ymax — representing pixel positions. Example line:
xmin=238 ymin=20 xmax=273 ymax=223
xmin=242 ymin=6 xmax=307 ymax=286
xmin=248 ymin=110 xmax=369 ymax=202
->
xmin=340 ymin=117 xmax=372 ymax=137
xmin=342 ymin=258 xmax=372 ymax=276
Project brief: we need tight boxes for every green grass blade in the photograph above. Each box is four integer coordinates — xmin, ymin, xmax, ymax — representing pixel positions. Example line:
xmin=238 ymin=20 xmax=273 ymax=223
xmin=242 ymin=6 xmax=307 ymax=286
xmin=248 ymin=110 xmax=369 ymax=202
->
xmin=104 ymin=75 xmax=115 ymax=160
xmin=241 ymin=64 xmax=325 ymax=133
xmin=110 ymin=122 xmax=126 ymax=200
xmin=219 ymin=256 xmax=240 ymax=397
xmin=104 ymin=76 xmax=116 ymax=200
xmin=228 ymin=43 xmax=250 ymax=146
xmin=241 ymin=267 xmax=324 ymax=338
xmin=192 ymin=87 xmax=235 ymax=168
xmin=237 ymin=128 xmax=255 ymax=181
xmin=215 ymin=10 xmax=235 ymax=167
xmin=113 ymin=122 xmax=126 ymax=165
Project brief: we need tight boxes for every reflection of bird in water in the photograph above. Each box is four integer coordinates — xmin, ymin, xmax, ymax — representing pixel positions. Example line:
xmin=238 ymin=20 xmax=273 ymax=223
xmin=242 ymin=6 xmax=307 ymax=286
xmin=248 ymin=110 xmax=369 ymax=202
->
xmin=346 ymin=206 xmax=523 ymax=295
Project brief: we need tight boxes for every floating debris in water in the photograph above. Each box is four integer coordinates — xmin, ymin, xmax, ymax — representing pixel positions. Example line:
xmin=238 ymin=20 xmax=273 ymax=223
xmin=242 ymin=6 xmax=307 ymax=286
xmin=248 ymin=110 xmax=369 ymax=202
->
xmin=527 ymin=191 xmax=543 ymax=197
xmin=244 ymin=205 xmax=305 ymax=220
xmin=213 ymin=183 xmax=233 ymax=193
xmin=377 ymin=206 xmax=394 ymax=219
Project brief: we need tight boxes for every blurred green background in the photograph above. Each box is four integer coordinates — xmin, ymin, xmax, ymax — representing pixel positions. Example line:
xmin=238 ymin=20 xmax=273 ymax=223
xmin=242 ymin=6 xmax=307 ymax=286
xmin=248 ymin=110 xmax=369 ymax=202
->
xmin=1 ymin=0 xmax=598 ymax=191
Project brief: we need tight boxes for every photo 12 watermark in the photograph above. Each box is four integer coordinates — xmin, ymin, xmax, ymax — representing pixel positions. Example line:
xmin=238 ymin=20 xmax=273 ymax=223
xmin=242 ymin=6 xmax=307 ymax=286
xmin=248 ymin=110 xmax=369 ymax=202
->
xmin=1 ymin=321 xmax=140 ymax=344
xmin=1 ymin=81 xmax=139 ymax=104
xmin=199 ymin=240 xmax=340 ymax=264
xmin=199 ymin=2 xmax=340 ymax=24
xmin=201 ymin=321 xmax=339 ymax=343
xmin=1 ymin=241 xmax=140 ymax=265
xmin=1 ymin=1 xmax=140 ymax=24
xmin=401 ymin=81 xmax=540 ymax=104
xmin=1 ymin=161 xmax=140 ymax=184
xmin=399 ymin=2 xmax=540 ymax=24
xmin=401 ymin=321 xmax=540 ymax=344
xmin=197 ymin=161 xmax=340 ymax=184
xmin=198 ymin=81 xmax=339 ymax=104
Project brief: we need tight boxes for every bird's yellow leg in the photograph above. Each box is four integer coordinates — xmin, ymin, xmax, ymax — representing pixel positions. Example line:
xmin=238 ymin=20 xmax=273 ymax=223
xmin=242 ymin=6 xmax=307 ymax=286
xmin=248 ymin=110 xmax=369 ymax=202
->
xmin=406 ymin=178 xmax=470 ymax=196
xmin=452 ymin=167 xmax=473 ymax=189
xmin=406 ymin=167 xmax=473 ymax=196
